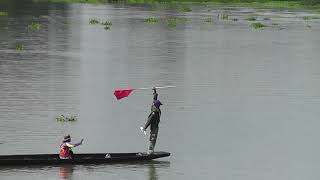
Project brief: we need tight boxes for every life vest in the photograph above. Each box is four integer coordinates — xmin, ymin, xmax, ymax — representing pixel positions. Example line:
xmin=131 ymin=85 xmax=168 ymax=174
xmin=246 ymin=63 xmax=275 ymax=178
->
xmin=59 ymin=143 xmax=72 ymax=159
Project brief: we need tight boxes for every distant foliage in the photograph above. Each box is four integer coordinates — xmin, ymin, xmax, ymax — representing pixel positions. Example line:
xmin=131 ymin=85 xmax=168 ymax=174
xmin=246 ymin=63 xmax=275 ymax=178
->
xmin=0 ymin=11 xmax=8 ymax=16
xmin=304 ymin=0 xmax=320 ymax=5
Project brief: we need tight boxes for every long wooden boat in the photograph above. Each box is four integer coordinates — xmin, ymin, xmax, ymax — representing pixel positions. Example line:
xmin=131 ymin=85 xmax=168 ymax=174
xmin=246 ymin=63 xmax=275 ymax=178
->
xmin=0 ymin=151 xmax=170 ymax=166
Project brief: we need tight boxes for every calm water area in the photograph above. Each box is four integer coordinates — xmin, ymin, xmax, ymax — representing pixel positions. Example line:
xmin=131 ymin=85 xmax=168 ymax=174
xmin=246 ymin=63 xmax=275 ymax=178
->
xmin=0 ymin=0 xmax=320 ymax=179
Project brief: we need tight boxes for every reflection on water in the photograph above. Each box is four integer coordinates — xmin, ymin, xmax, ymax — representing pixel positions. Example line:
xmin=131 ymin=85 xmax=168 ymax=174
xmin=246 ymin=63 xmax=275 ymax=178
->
xmin=147 ymin=162 xmax=158 ymax=180
xmin=59 ymin=165 xmax=74 ymax=180
xmin=0 ymin=161 xmax=170 ymax=180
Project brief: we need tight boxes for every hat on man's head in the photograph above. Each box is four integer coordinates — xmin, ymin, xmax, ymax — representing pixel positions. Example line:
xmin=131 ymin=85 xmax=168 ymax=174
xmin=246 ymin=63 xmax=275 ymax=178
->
xmin=63 ymin=135 xmax=71 ymax=142
xmin=153 ymin=100 xmax=162 ymax=106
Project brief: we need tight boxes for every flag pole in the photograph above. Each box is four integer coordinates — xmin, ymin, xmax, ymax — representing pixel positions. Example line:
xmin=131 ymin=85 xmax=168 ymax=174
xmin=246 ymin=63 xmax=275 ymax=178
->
xmin=136 ymin=85 xmax=176 ymax=90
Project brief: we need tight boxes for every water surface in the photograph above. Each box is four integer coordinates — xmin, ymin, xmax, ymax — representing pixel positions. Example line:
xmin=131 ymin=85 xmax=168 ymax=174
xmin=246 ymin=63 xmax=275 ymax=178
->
xmin=0 ymin=1 xmax=320 ymax=179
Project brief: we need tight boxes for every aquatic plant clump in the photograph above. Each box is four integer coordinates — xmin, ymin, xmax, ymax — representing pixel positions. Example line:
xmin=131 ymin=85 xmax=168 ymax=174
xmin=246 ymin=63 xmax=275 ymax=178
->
xmin=56 ymin=115 xmax=78 ymax=122
xmin=251 ymin=22 xmax=267 ymax=29
xmin=219 ymin=14 xmax=229 ymax=20
xmin=89 ymin=18 xmax=100 ymax=24
xmin=302 ymin=16 xmax=320 ymax=20
xmin=177 ymin=7 xmax=192 ymax=12
xmin=101 ymin=21 xmax=112 ymax=30
xmin=101 ymin=21 xmax=112 ymax=26
xmin=167 ymin=18 xmax=177 ymax=27
xmin=205 ymin=17 xmax=214 ymax=23
xmin=246 ymin=17 xmax=257 ymax=21
xmin=88 ymin=18 xmax=112 ymax=30
xmin=0 ymin=11 xmax=8 ymax=16
xmin=145 ymin=17 xmax=159 ymax=23
xmin=28 ymin=22 xmax=41 ymax=31
xmin=15 ymin=44 xmax=25 ymax=51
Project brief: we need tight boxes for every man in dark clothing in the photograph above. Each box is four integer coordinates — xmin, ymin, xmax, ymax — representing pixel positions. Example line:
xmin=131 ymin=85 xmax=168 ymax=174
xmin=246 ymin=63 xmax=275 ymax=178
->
xmin=140 ymin=87 xmax=162 ymax=154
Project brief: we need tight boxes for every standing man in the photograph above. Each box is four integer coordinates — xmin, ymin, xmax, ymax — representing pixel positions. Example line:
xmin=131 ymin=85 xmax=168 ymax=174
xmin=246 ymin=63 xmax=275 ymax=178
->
xmin=140 ymin=87 xmax=162 ymax=154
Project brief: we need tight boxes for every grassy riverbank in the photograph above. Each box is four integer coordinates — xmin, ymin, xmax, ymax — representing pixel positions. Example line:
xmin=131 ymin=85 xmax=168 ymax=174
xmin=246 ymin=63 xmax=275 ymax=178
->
xmin=28 ymin=0 xmax=320 ymax=10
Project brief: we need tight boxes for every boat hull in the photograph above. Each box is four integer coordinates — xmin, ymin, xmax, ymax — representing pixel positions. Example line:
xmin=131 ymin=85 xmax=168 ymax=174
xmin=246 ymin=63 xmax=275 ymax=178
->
xmin=0 ymin=151 xmax=170 ymax=166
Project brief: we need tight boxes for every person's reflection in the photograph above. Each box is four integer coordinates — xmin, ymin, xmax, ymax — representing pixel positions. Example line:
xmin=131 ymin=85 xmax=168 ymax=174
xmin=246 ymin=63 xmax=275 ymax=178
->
xmin=148 ymin=162 xmax=158 ymax=180
xmin=147 ymin=161 xmax=170 ymax=180
xmin=59 ymin=165 xmax=74 ymax=180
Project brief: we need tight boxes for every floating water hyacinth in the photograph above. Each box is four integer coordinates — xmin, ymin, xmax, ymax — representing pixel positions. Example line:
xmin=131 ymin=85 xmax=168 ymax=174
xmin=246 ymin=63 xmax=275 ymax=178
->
xmin=101 ymin=21 xmax=112 ymax=26
xmin=56 ymin=115 xmax=78 ymax=122
xmin=89 ymin=18 xmax=112 ymax=30
xmin=205 ymin=17 xmax=214 ymax=23
xmin=28 ymin=22 xmax=41 ymax=31
xmin=101 ymin=21 xmax=112 ymax=30
xmin=303 ymin=16 xmax=320 ymax=20
xmin=89 ymin=18 xmax=100 ymax=24
xmin=246 ymin=17 xmax=256 ymax=21
xmin=145 ymin=17 xmax=159 ymax=23
xmin=15 ymin=43 xmax=25 ymax=51
xmin=167 ymin=18 xmax=177 ymax=28
xmin=219 ymin=14 xmax=228 ymax=20
xmin=251 ymin=22 xmax=267 ymax=29
xmin=177 ymin=7 xmax=192 ymax=12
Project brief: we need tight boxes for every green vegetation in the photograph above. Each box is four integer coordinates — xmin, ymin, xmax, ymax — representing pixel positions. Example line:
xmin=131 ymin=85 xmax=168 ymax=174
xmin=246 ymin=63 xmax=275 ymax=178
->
xmin=32 ymin=0 xmax=109 ymax=4
xmin=126 ymin=0 xmax=320 ymax=9
xmin=102 ymin=20 xmax=112 ymax=30
xmin=89 ymin=18 xmax=100 ymax=24
xmin=15 ymin=44 xmax=25 ymax=51
xmin=167 ymin=18 xmax=177 ymax=27
xmin=28 ymin=22 xmax=41 ymax=31
xmin=101 ymin=21 xmax=112 ymax=26
xmin=145 ymin=17 xmax=159 ymax=23
xmin=219 ymin=14 xmax=228 ymax=20
xmin=29 ymin=0 xmax=320 ymax=10
xmin=177 ymin=7 xmax=192 ymax=12
xmin=0 ymin=11 xmax=8 ymax=16
xmin=205 ymin=17 xmax=214 ymax=23
xmin=246 ymin=17 xmax=256 ymax=21
xmin=56 ymin=115 xmax=77 ymax=122
xmin=251 ymin=22 xmax=267 ymax=29
xmin=302 ymin=16 xmax=320 ymax=20
xmin=89 ymin=18 xmax=112 ymax=30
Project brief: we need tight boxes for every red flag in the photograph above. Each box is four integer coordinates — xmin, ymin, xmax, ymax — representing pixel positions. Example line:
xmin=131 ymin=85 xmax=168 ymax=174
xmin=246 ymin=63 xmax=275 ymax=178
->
xmin=114 ymin=89 xmax=134 ymax=100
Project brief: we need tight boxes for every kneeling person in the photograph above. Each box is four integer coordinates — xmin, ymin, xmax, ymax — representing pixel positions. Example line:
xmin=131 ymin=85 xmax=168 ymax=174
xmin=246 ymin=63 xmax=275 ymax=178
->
xmin=59 ymin=135 xmax=83 ymax=159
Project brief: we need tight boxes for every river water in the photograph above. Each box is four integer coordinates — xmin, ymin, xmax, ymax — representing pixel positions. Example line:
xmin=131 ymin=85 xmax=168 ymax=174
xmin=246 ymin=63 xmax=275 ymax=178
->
xmin=0 ymin=0 xmax=320 ymax=179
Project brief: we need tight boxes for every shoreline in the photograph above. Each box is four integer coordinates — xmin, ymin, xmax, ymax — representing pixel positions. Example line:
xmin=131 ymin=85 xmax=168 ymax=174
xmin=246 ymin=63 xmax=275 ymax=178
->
xmin=28 ymin=0 xmax=320 ymax=10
